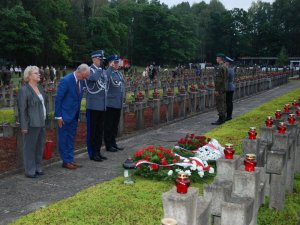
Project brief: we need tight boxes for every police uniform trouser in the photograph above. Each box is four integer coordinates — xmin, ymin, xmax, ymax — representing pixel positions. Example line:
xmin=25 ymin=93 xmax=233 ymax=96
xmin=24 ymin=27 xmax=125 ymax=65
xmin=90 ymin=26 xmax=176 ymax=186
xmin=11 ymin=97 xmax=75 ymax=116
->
xmin=226 ymin=91 xmax=234 ymax=118
xmin=104 ymin=107 xmax=121 ymax=148
xmin=216 ymin=92 xmax=226 ymax=121
xmin=86 ymin=109 xmax=105 ymax=158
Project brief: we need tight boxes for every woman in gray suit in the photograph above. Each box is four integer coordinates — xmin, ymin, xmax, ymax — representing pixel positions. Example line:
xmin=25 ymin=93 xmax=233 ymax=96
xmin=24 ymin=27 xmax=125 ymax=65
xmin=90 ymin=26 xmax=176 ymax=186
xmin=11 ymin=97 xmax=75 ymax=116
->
xmin=18 ymin=66 xmax=47 ymax=178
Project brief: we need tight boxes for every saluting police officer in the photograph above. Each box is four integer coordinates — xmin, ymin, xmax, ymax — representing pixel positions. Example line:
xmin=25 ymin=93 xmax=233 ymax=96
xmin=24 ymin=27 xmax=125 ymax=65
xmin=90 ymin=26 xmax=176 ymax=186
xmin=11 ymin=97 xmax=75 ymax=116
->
xmin=211 ymin=53 xmax=228 ymax=125
xmin=104 ymin=55 xmax=125 ymax=152
xmin=86 ymin=50 xmax=110 ymax=162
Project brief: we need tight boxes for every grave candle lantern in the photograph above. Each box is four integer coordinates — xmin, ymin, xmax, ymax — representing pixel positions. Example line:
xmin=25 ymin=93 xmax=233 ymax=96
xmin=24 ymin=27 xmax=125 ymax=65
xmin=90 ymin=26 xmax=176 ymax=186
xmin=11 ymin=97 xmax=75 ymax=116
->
xmin=296 ymin=107 xmax=300 ymax=116
xmin=277 ymin=122 xmax=287 ymax=134
xmin=123 ymin=158 xmax=136 ymax=184
xmin=244 ymin=154 xmax=257 ymax=172
xmin=224 ymin=143 xmax=235 ymax=159
xmin=248 ymin=127 xmax=257 ymax=140
xmin=175 ymin=172 xmax=191 ymax=194
xmin=275 ymin=110 xmax=282 ymax=119
xmin=265 ymin=116 xmax=273 ymax=127
xmin=292 ymin=100 xmax=298 ymax=108
xmin=284 ymin=104 xmax=291 ymax=113
xmin=288 ymin=114 xmax=296 ymax=125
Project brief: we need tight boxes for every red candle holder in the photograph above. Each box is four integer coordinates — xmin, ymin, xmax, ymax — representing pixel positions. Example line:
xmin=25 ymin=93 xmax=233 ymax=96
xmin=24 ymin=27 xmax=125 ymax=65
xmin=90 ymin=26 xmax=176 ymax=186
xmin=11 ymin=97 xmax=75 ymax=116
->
xmin=248 ymin=127 xmax=257 ymax=140
xmin=275 ymin=110 xmax=282 ymax=119
xmin=283 ymin=104 xmax=291 ymax=113
xmin=292 ymin=100 xmax=298 ymax=108
xmin=265 ymin=116 xmax=273 ymax=127
xmin=288 ymin=114 xmax=296 ymax=125
xmin=277 ymin=122 xmax=287 ymax=134
xmin=224 ymin=143 xmax=235 ymax=159
xmin=244 ymin=154 xmax=257 ymax=172
xmin=175 ymin=172 xmax=191 ymax=194
xmin=296 ymin=107 xmax=300 ymax=116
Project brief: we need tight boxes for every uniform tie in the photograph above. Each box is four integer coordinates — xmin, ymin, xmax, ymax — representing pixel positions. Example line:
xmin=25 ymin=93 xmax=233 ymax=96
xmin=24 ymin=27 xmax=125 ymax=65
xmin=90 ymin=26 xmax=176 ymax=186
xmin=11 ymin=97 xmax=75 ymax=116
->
xmin=76 ymin=80 xmax=80 ymax=95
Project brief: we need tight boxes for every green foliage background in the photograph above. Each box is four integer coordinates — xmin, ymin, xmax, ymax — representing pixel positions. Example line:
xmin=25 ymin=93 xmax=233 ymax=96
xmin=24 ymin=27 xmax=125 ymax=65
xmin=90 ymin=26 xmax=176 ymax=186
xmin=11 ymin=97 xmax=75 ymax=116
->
xmin=1 ymin=0 xmax=300 ymax=66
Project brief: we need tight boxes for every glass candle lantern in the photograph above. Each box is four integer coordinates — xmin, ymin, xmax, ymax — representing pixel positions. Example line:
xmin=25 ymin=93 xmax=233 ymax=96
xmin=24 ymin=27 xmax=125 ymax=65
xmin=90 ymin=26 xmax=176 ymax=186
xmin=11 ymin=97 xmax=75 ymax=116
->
xmin=265 ymin=116 xmax=273 ymax=127
xmin=248 ymin=127 xmax=257 ymax=140
xmin=277 ymin=122 xmax=287 ymax=134
xmin=224 ymin=143 xmax=235 ymax=159
xmin=123 ymin=158 xmax=136 ymax=184
xmin=175 ymin=172 xmax=191 ymax=194
xmin=288 ymin=114 xmax=296 ymax=125
xmin=43 ymin=140 xmax=54 ymax=160
xmin=284 ymin=104 xmax=291 ymax=113
xmin=275 ymin=110 xmax=282 ymax=119
xmin=153 ymin=89 xmax=160 ymax=99
xmin=161 ymin=218 xmax=178 ymax=225
xmin=296 ymin=107 xmax=300 ymax=116
xmin=244 ymin=154 xmax=257 ymax=172
xmin=292 ymin=100 xmax=298 ymax=108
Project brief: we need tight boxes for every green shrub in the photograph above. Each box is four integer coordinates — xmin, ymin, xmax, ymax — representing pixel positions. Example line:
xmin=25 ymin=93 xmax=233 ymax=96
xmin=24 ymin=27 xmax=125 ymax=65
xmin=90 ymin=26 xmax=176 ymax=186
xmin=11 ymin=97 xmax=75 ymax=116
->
xmin=0 ymin=109 xmax=15 ymax=123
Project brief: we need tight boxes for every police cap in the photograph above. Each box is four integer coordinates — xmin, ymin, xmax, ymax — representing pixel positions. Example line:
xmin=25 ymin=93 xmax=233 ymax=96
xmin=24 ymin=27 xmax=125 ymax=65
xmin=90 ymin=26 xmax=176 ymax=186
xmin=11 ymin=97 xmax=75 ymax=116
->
xmin=216 ymin=53 xmax=226 ymax=58
xmin=91 ymin=50 xmax=105 ymax=59
xmin=107 ymin=54 xmax=120 ymax=62
xmin=225 ymin=56 xmax=234 ymax=62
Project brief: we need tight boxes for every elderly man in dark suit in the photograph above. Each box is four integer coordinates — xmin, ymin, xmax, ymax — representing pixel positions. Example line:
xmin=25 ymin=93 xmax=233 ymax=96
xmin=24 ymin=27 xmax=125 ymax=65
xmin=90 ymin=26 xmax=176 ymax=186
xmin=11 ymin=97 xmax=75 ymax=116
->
xmin=55 ymin=64 xmax=90 ymax=169
xmin=104 ymin=55 xmax=125 ymax=152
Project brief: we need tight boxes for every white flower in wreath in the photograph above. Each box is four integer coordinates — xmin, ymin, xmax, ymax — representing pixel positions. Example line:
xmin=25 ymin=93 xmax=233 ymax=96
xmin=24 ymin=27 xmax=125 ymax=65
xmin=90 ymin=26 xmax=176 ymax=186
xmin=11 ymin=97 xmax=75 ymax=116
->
xmin=190 ymin=165 xmax=197 ymax=171
xmin=167 ymin=170 xmax=173 ymax=176
xmin=198 ymin=171 xmax=204 ymax=178
xmin=184 ymin=170 xmax=191 ymax=176
xmin=197 ymin=166 xmax=203 ymax=172
xmin=209 ymin=167 xmax=215 ymax=174
xmin=175 ymin=168 xmax=182 ymax=173
xmin=174 ymin=146 xmax=180 ymax=150
xmin=183 ymin=159 xmax=190 ymax=163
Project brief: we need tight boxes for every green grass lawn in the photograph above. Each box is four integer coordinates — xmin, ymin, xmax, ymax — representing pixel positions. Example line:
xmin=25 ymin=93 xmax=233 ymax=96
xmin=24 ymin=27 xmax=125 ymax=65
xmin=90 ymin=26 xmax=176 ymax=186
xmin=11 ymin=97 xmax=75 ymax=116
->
xmin=205 ymin=87 xmax=300 ymax=153
xmin=9 ymin=87 xmax=300 ymax=225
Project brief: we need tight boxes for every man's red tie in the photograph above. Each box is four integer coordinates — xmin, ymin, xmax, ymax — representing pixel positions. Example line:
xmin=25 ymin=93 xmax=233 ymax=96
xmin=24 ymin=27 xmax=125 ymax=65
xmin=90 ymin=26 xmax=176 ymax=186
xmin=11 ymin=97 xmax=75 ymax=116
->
xmin=76 ymin=80 xmax=80 ymax=95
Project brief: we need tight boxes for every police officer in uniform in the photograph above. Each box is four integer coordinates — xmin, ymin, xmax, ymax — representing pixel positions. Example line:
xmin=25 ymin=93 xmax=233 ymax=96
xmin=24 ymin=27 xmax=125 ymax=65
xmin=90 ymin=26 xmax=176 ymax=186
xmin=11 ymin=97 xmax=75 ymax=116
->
xmin=224 ymin=56 xmax=235 ymax=121
xmin=86 ymin=50 xmax=110 ymax=162
xmin=104 ymin=55 xmax=125 ymax=151
xmin=211 ymin=53 xmax=228 ymax=125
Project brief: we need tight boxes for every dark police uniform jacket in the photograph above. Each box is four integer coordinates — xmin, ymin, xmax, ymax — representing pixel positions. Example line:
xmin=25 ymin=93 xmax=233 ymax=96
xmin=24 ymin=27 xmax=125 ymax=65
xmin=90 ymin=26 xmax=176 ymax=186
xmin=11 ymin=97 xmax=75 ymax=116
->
xmin=85 ymin=64 xmax=108 ymax=111
xmin=106 ymin=66 xmax=125 ymax=109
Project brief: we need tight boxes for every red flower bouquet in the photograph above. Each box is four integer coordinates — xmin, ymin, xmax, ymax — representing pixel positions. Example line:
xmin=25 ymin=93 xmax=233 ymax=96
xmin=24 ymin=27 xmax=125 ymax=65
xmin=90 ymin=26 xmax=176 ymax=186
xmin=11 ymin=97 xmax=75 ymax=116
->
xmin=132 ymin=145 xmax=180 ymax=179
xmin=132 ymin=145 xmax=215 ymax=181
xmin=133 ymin=146 xmax=178 ymax=167
xmin=177 ymin=134 xmax=210 ymax=151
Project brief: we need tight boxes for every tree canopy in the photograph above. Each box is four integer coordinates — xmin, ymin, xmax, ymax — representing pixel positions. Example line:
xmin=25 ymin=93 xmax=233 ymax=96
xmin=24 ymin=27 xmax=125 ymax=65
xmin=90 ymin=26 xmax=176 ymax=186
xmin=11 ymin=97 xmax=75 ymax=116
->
xmin=0 ymin=0 xmax=299 ymax=66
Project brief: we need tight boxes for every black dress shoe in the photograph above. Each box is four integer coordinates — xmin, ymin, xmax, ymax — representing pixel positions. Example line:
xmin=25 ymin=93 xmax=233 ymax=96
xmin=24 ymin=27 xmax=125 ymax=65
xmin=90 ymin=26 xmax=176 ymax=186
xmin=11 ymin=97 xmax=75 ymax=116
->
xmin=99 ymin=154 xmax=107 ymax=160
xmin=36 ymin=171 xmax=45 ymax=176
xmin=211 ymin=120 xmax=225 ymax=125
xmin=92 ymin=155 xmax=103 ymax=162
xmin=225 ymin=117 xmax=232 ymax=121
xmin=114 ymin=145 xmax=124 ymax=151
xmin=26 ymin=174 xmax=38 ymax=178
xmin=107 ymin=146 xmax=118 ymax=152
